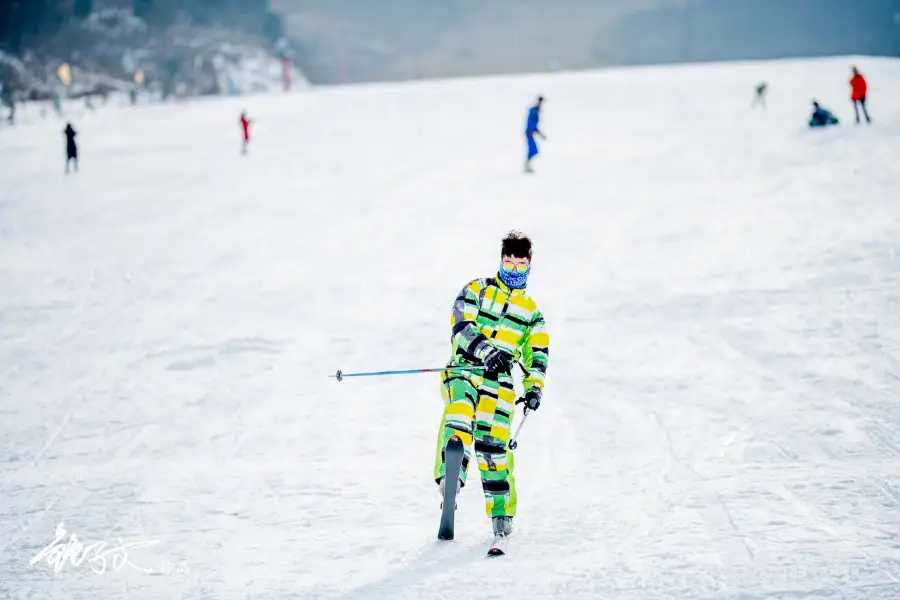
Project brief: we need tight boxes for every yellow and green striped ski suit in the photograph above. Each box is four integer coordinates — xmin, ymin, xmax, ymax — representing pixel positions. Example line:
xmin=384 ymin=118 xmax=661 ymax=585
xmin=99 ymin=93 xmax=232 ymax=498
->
xmin=433 ymin=274 xmax=550 ymax=518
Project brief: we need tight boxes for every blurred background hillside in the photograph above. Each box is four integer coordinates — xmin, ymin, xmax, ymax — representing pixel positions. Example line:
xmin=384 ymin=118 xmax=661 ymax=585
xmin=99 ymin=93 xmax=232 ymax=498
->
xmin=271 ymin=0 xmax=900 ymax=83
xmin=0 ymin=0 xmax=897 ymax=101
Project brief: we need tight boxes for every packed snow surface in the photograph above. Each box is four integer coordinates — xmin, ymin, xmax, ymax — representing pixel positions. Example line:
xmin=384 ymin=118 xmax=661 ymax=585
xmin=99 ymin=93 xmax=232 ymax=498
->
xmin=2 ymin=55 xmax=900 ymax=599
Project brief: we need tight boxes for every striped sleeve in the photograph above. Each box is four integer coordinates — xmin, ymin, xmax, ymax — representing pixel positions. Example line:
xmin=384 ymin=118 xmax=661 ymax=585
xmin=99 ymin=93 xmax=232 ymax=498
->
xmin=521 ymin=310 xmax=549 ymax=391
xmin=450 ymin=279 xmax=493 ymax=361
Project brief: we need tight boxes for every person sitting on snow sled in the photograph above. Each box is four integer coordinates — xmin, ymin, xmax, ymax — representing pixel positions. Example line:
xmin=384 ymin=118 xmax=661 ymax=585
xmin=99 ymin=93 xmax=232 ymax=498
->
xmin=808 ymin=100 xmax=839 ymax=128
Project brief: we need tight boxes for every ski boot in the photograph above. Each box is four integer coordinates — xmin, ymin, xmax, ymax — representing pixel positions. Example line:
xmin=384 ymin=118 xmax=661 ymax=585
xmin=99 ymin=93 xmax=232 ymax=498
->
xmin=487 ymin=516 xmax=513 ymax=556
xmin=438 ymin=476 xmax=461 ymax=510
xmin=492 ymin=516 xmax=512 ymax=536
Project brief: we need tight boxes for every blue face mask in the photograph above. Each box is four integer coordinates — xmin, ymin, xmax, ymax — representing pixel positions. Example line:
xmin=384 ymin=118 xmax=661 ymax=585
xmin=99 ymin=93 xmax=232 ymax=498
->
xmin=498 ymin=261 xmax=530 ymax=289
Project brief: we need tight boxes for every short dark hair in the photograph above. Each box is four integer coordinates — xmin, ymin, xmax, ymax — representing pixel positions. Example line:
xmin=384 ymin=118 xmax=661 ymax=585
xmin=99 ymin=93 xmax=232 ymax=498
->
xmin=501 ymin=230 xmax=532 ymax=260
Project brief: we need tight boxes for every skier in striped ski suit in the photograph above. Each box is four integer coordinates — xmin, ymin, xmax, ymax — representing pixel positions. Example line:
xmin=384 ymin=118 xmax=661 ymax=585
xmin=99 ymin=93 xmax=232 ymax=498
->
xmin=433 ymin=230 xmax=550 ymax=540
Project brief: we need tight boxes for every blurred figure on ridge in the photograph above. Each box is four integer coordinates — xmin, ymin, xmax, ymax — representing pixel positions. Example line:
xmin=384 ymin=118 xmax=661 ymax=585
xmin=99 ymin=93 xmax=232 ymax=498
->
xmin=752 ymin=81 xmax=767 ymax=109
xmin=849 ymin=66 xmax=871 ymax=125
xmin=524 ymin=96 xmax=545 ymax=173
xmin=240 ymin=111 xmax=252 ymax=155
xmin=64 ymin=123 xmax=78 ymax=174
xmin=1 ymin=83 xmax=15 ymax=125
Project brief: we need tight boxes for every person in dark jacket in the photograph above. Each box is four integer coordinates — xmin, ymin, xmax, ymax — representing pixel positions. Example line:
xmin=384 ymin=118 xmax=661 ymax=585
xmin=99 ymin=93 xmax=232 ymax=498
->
xmin=64 ymin=123 xmax=78 ymax=173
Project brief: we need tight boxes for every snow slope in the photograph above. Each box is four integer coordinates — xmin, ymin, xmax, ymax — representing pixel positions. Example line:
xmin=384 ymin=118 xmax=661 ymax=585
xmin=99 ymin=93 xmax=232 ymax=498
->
xmin=2 ymin=55 xmax=900 ymax=599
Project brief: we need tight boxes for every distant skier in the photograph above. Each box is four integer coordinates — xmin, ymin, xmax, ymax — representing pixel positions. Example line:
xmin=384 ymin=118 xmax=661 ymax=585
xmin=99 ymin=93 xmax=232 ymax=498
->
xmin=239 ymin=111 xmax=251 ymax=154
xmin=752 ymin=81 xmax=767 ymax=109
xmin=808 ymin=101 xmax=839 ymax=128
xmin=1 ymin=84 xmax=14 ymax=124
xmin=849 ymin=66 xmax=871 ymax=124
xmin=524 ymin=96 xmax=545 ymax=173
xmin=433 ymin=230 xmax=550 ymax=555
xmin=64 ymin=123 xmax=78 ymax=173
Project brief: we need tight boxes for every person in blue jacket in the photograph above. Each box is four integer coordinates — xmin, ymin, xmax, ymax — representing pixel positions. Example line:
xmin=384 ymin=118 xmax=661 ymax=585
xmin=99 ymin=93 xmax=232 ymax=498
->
xmin=808 ymin=100 xmax=839 ymax=128
xmin=524 ymin=96 xmax=545 ymax=173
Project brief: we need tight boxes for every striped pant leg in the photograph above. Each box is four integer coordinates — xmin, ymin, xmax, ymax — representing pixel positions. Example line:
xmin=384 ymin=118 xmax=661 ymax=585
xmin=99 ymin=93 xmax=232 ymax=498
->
xmin=473 ymin=373 xmax=518 ymax=517
xmin=433 ymin=370 xmax=479 ymax=486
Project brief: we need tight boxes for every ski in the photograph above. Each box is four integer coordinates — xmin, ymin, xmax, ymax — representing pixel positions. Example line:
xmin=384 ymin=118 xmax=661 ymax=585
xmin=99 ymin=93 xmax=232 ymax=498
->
xmin=437 ymin=435 xmax=464 ymax=540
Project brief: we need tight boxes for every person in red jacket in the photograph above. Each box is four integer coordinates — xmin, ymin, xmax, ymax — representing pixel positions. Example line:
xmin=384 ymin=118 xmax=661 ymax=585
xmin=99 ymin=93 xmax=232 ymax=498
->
xmin=239 ymin=111 xmax=251 ymax=154
xmin=849 ymin=66 xmax=871 ymax=124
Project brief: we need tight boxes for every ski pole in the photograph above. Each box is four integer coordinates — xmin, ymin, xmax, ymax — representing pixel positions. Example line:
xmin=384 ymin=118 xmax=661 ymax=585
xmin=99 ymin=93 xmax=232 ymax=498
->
xmin=505 ymin=360 xmax=533 ymax=450
xmin=508 ymin=409 xmax=530 ymax=450
xmin=330 ymin=365 xmax=485 ymax=382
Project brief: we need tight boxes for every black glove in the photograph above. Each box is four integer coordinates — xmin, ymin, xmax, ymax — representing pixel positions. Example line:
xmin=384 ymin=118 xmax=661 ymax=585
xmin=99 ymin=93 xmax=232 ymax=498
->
xmin=482 ymin=347 xmax=513 ymax=374
xmin=516 ymin=388 xmax=542 ymax=412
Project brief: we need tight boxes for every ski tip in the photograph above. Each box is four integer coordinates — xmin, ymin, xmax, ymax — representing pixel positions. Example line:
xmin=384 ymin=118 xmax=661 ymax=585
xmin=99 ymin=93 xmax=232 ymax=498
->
xmin=486 ymin=547 xmax=505 ymax=557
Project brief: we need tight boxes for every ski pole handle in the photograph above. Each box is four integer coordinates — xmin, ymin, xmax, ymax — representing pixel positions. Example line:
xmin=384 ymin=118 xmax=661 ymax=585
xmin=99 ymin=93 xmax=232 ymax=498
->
xmin=515 ymin=361 xmax=531 ymax=379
